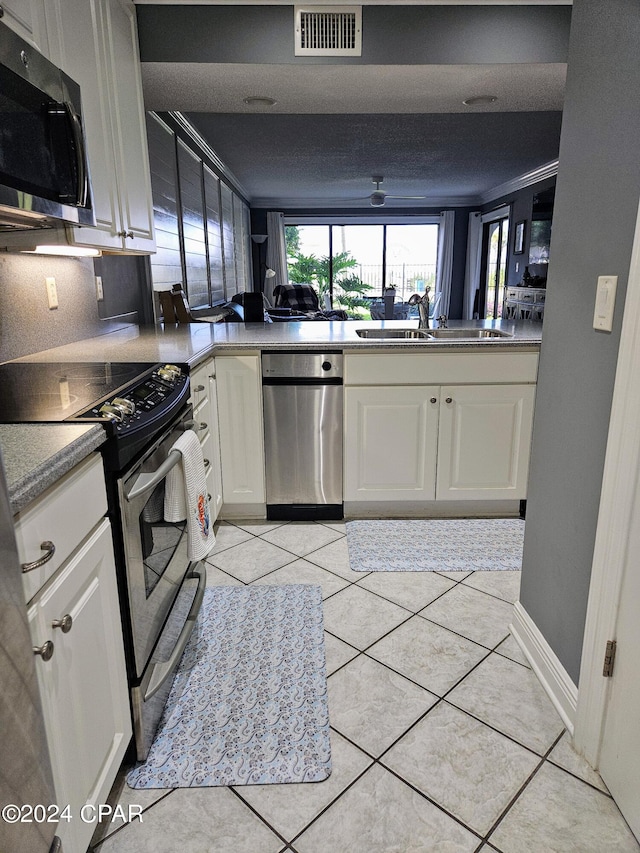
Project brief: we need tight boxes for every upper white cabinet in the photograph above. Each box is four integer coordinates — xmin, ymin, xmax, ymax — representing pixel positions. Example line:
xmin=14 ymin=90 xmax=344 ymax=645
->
xmin=0 ymin=0 xmax=48 ymax=52
xmin=45 ymin=0 xmax=155 ymax=253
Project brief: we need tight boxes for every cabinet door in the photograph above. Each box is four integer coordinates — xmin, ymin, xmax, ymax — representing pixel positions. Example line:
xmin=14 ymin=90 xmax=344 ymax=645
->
xmin=46 ymin=0 xmax=121 ymax=249
xmin=436 ymin=384 xmax=535 ymax=501
xmin=30 ymin=520 xmax=131 ymax=853
xmin=215 ymin=356 xmax=265 ymax=506
xmin=102 ymin=0 xmax=155 ymax=251
xmin=0 ymin=0 xmax=48 ymax=52
xmin=344 ymin=386 xmax=439 ymax=502
xmin=207 ymin=371 xmax=224 ymax=520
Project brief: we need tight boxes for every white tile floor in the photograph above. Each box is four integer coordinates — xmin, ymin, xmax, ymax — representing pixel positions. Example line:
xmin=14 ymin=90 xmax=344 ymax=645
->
xmin=91 ymin=520 xmax=639 ymax=853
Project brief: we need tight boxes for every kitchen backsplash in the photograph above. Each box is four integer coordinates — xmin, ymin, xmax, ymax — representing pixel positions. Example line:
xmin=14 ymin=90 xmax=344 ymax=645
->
xmin=0 ymin=254 xmax=139 ymax=363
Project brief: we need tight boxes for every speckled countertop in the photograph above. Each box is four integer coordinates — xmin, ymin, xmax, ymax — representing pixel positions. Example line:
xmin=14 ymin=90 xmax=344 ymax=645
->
xmin=0 ymin=423 xmax=106 ymax=514
xmin=11 ymin=318 xmax=542 ymax=368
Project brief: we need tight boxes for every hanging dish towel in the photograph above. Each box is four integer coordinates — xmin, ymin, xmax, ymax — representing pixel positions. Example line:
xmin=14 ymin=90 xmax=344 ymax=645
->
xmin=164 ymin=430 xmax=215 ymax=560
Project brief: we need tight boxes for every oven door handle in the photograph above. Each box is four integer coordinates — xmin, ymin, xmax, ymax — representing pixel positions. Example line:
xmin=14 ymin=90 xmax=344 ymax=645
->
xmin=144 ymin=564 xmax=206 ymax=702
xmin=125 ymin=450 xmax=182 ymax=502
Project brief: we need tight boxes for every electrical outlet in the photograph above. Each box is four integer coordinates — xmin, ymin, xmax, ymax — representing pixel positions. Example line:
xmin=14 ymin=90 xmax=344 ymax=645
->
xmin=45 ymin=277 xmax=58 ymax=309
xmin=515 ymin=262 xmax=520 ymax=273
xmin=95 ymin=275 xmax=104 ymax=301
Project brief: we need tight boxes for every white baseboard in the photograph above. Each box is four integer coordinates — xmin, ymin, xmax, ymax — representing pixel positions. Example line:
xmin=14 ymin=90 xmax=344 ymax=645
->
xmin=510 ymin=601 xmax=578 ymax=735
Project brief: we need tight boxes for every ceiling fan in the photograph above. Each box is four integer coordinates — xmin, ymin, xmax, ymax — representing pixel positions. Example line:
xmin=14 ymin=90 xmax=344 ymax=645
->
xmin=368 ymin=175 xmax=427 ymax=207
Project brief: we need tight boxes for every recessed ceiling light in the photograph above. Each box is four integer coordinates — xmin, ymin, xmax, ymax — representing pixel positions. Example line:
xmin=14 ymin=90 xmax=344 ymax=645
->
xmin=463 ymin=95 xmax=498 ymax=106
xmin=243 ymin=96 xmax=277 ymax=107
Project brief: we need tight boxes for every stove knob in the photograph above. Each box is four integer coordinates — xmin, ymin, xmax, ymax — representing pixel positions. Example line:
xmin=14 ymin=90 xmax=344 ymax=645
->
xmin=112 ymin=397 xmax=136 ymax=415
xmin=99 ymin=403 xmax=124 ymax=422
xmin=158 ymin=364 xmax=182 ymax=381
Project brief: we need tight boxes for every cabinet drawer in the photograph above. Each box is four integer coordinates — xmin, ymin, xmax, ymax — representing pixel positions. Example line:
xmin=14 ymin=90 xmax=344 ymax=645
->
xmin=16 ymin=454 xmax=107 ymax=602
xmin=190 ymin=358 xmax=214 ymax=409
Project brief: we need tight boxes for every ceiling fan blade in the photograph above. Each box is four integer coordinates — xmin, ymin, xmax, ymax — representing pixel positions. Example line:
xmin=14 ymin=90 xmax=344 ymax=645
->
xmin=385 ymin=194 xmax=427 ymax=199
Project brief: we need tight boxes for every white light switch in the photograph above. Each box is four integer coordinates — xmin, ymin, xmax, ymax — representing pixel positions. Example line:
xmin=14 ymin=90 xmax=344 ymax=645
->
xmin=593 ymin=275 xmax=618 ymax=332
xmin=95 ymin=275 xmax=104 ymax=301
xmin=45 ymin=277 xmax=58 ymax=309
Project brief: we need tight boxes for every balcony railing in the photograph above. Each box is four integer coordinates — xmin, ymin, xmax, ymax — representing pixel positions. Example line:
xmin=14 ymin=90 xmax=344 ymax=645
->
xmin=334 ymin=263 xmax=437 ymax=302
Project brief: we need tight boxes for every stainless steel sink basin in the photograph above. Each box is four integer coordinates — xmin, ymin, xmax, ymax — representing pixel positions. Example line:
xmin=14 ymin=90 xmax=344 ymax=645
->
xmin=356 ymin=328 xmax=431 ymax=339
xmin=427 ymin=328 xmax=513 ymax=339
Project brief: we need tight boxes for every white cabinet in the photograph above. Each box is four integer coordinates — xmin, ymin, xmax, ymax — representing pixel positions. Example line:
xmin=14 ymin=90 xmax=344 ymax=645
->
xmin=44 ymin=0 xmax=155 ymax=253
xmin=344 ymin=386 xmax=439 ymax=502
xmin=343 ymin=351 xmax=538 ymax=508
xmin=0 ymin=0 xmax=48 ymax=52
xmin=18 ymin=454 xmax=130 ymax=853
xmin=190 ymin=358 xmax=223 ymax=521
xmin=436 ymin=384 xmax=536 ymax=501
xmin=215 ymin=355 xmax=266 ymax=512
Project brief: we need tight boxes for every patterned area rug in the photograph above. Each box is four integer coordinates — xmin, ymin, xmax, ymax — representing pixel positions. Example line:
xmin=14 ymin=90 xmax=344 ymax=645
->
xmin=346 ymin=518 xmax=525 ymax=572
xmin=127 ymin=585 xmax=331 ymax=788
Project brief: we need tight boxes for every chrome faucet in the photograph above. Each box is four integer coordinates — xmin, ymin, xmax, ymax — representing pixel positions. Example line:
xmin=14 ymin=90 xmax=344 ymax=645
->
xmin=408 ymin=287 xmax=431 ymax=329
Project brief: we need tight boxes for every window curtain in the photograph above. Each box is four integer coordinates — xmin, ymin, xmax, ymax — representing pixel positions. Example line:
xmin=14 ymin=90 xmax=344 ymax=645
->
xmin=435 ymin=210 xmax=455 ymax=316
xmin=265 ymin=211 xmax=288 ymax=306
xmin=463 ymin=211 xmax=483 ymax=320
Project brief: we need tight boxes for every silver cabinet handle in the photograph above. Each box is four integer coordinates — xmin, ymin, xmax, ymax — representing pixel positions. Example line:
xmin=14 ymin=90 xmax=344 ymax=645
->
xmin=33 ymin=641 xmax=54 ymax=661
xmin=182 ymin=420 xmax=207 ymax=432
xmin=194 ymin=384 xmax=205 ymax=392
xmin=430 ymin=397 xmax=437 ymax=404
xmin=52 ymin=614 xmax=73 ymax=633
xmin=446 ymin=397 xmax=453 ymax=404
xmin=204 ymin=458 xmax=210 ymax=468
xmin=22 ymin=541 xmax=55 ymax=573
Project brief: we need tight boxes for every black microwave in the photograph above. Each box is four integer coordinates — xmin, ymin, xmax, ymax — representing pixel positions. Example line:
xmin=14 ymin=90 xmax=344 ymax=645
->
xmin=0 ymin=22 xmax=95 ymax=230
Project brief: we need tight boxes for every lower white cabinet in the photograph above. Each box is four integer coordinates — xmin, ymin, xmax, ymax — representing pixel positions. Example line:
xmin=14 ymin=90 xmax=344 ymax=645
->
xmin=189 ymin=358 xmax=223 ymax=522
xmin=344 ymin=383 xmax=535 ymax=503
xmin=28 ymin=518 xmax=130 ymax=853
xmin=436 ymin=384 xmax=536 ymax=500
xmin=344 ymin=385 xmax=439 ymax=501
xmin=215 ymin=355 xmax=266 ymax=509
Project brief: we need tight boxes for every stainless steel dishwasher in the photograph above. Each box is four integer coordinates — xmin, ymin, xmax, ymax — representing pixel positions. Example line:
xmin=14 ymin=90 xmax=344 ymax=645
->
xmin=262 ymin=351 xmax=343 ymax=520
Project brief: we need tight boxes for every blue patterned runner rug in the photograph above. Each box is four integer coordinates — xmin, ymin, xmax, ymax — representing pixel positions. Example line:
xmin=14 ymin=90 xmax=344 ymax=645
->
xmin=127 ymin=585 xmax=331 ymax=788
xmin=346 ymin=518 xmax=525 ymax=572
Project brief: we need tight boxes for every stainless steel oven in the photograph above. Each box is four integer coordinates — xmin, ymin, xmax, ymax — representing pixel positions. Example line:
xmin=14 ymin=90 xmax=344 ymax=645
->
xmin=117 ymin=404 xmax=206 ymax=759
xmin=0 ymin=359 xmax=207 ymax=762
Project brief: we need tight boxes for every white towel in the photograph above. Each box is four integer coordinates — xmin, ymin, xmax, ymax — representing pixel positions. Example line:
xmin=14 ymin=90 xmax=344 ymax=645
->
xmin=164 ymin=430 xmax=215 ymax=560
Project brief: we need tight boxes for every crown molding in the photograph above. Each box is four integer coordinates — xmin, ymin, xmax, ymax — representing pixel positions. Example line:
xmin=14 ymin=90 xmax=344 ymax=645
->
xmin=166 ymin=111 xmax=252 ymax=201
xmin=480 ymin=159 xmax=559 ymax=206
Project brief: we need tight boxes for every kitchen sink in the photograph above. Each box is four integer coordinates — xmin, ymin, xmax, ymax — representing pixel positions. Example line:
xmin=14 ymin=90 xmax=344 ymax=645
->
xmin=356 ymin=328 xmax=431 ymax=339
xmin=355 ymin=327 xmax=513 ymax=340
xmin=427 ymin=328 xmax=513 ymax=339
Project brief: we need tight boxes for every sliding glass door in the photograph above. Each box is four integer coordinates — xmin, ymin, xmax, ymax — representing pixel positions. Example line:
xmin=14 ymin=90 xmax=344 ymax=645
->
xmin=481 ymin=215 xmax=510 ymax=320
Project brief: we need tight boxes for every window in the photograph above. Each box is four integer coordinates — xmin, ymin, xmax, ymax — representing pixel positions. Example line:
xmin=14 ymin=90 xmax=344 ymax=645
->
xmin=284 ymin=219 xmax=439 ymax=318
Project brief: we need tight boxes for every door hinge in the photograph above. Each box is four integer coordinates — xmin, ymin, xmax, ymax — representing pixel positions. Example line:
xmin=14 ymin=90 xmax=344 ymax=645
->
xmin=603 ymin=639 xmax=617 ymax=677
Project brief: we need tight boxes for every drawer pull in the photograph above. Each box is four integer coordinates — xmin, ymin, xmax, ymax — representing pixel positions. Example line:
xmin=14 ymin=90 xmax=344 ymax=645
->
xmin=21 ymin=541 xmax=56 ymax=573
xmin=33 ymin=641 xmax=54 ymax=661
xmin=198 ymin=422 xmax=207 ymax=431
xmin=446 ymin=397 xmax=453 ymax=404
xmin=430 ymin=397 xmax=437 ymax=404
xmin=204 ymin=458 xmax=211 ymax=468
xmin=194 ymin=384 xmax=205 ymax=392
xmin=52 ymin=614 xmax=73 ymax=634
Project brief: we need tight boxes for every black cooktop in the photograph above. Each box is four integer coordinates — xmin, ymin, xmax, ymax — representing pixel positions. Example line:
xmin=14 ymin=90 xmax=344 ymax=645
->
xmin=0 ymin=361 xmax=159 ymax=423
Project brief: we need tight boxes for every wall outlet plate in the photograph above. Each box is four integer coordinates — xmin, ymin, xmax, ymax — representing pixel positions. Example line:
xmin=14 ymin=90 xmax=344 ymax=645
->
xmin=45 ymin=277 xmax=58 ymax=309
xmin=95 ymin=275 xmax=104 ymax=301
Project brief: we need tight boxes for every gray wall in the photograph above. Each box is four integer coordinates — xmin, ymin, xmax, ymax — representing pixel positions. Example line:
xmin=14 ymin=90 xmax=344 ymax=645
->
xmin=520 ymin=0 xmax=640 ymax=684
xmin=0 ymin=255 xmax=147 ymax=364
xmin=137 ymin=4 xmax=571 ymax=65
